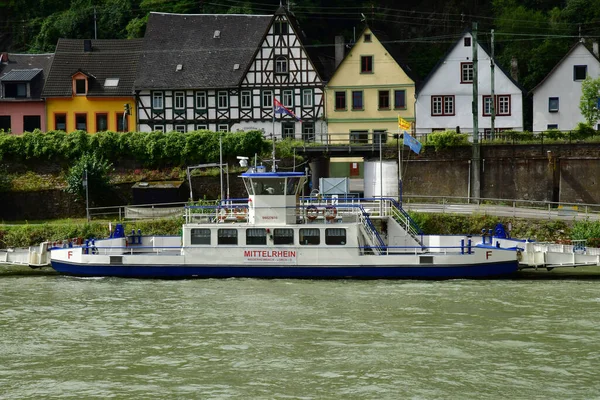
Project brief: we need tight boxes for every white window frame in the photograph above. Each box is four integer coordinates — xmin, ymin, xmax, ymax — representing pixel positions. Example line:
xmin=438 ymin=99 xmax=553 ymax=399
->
xmin=461 ymin=62 xmax=473 ymax=83
xmin=302 ymin=89 xmax=313 ymax=107
xmin=174 ymin=91 xmax=185 ymax=110
xmin=282 ymin=122 xmax=295 ymax=139
xmin=444 ymin=96 xmax=454 ymax=115
xmin=432 ymin=95 xmax=454 ymax=116
xmin=174 ymin=124 xmax=186 ymax=133
xmin=282 ymin=89 xmax=293 ymax=107
xmin=275 ymin=56 xmax=288 ymax=74
xmin=218 ymin=124 xmax=229 ymax=132
xmin=152 ymin=92 xmax=164 ymax=109
xmin=217 ymin=91 xmax=228 ymax=109
xmin=241 ymin=90 xmax=252 ymax=108
xmin=195 ymin=91 xmax=207 ymax=109
xmin=498 ymin=95 xmax=510 ymax=115
xmin=154 ymin=125 xmax=165 ymax=132
xmin=196 ymin=124 xmax=208 ymax=130
xmin=262 ymin=90 xmax=273 ymax=108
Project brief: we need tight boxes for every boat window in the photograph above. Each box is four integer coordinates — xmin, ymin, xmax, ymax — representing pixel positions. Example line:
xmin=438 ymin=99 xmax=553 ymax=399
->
xmin=325 ymin=228 xmax=346 ymax=245
xmin=286 ymin=177 xmax=300 ymax=195
xmin=299 ymin=228 xmax=320 ymax=245
xmin=252 ymin=178 xmax=285 ymax=195
xmin=218 ymin=229 xmax=238 ymax=245
xmin=191 ymin=228 xmax=211 ymax=245
xmin=246 ymin=228 xmax=267 ymax=245
xmin=273 ymin=228 xmax=294 ymax=245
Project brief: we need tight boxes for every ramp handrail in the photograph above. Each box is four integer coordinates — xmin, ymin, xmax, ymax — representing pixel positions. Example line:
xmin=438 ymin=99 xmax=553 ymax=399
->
xmin=358 ymin=205 xmax=386 ymax=254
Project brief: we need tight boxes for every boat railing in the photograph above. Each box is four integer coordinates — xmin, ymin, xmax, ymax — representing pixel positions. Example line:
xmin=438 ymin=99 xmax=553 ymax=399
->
xmin=357 ymin=205 xmax=386 ymax=254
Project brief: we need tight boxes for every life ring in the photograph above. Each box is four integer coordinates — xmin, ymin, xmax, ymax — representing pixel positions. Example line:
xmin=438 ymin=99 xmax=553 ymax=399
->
xmin=235 ymin=207 xmax=246 ymax=220
xmin=218 ymin=208 xmax=228 ymax=221
xmin=306 ymin=205 xmax=319 ymax=221
xmin=324 ymin=206 xmax=337 ymax=221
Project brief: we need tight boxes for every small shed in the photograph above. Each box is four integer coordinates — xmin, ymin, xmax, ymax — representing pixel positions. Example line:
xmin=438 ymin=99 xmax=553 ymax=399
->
xmin=132 ymin=181 xmax=186 ymax=205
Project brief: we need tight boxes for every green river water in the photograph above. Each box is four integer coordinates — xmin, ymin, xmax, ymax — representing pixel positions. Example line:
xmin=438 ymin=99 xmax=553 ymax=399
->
xmin=1 ymin=267 xmax=599 ymax=399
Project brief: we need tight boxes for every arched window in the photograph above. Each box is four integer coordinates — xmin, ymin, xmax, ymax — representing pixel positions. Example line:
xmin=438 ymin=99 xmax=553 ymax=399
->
xmin=275 ymin=56 xmax=288 ymax=74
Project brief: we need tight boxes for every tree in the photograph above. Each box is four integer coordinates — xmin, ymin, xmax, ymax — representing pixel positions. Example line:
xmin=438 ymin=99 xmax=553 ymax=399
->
xmin=579 ymin=76 xmax=600 ymax=127
xmin=65 ymin=153 xmax=113 ymax=204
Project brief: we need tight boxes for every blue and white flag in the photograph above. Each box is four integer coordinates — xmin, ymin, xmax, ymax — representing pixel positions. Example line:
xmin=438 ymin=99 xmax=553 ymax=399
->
xmin=274 ymin=98 xmax=301 ymax=121
xmin=403 ymin=132 xmax=422 ymax=154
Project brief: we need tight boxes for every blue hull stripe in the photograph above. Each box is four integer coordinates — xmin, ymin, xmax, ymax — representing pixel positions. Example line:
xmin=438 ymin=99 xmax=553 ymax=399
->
xmin=50 ymin=261 xmax=519 ymax=279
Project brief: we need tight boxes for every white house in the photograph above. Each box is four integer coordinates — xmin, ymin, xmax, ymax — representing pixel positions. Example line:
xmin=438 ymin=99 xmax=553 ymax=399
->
xmin=416 ymin=32 xmax=524 ymax=136
xmin=531 ymin=42 xmax=600 ymax=132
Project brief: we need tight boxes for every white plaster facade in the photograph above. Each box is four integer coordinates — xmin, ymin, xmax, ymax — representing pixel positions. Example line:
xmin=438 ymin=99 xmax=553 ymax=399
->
xmin=416 ymin=32 xmax=524 ymax=135
xmin=532 ymin=42 xmax=600 ymax=133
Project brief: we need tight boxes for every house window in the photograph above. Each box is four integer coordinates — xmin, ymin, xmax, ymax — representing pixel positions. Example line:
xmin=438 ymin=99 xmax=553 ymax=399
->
xmin=378 ymin=90 xmax=390 ymax=110
xmin=302 ymin=89 xmax=313 ymax=107
xmin=153 ymin=125 xmax=165 ymax=132
xmin=195 ymin=91 xmax=207 ymax=109
xmin=241 ymin=91 xmax=252 ymax=108
xmin=196 ymin=124 xmax=208 ymax=130
xmin=217 ymin=91 xmax=228 ymax=108
xmin=75 ymin=113 xmax=87 ymax=131
xmin=574 ymin=65 xmax=587 ymax=81
xmin=325 ymin=228 xmax=346 ymax=245
xmin=273 ymin=228 xmax=294 ymax=245
xmin=282 ymin=89 xmax=293 ymax=107
xmin=117 ymin=114 xmax=128 ymax=132
xmin=23 ymin=116 xmax=41 ymax=132
xmin=350 ymin=130 xmax=368 ymax=144
xmin=464 ymin=37 xmax=471 ymax=47
xmin=373 ymin=130 xmax=387 ymax=145
xmin=299 ymin=228 xmax=320 ymax=245
xmin=549 ymin=97 xmax=559 ymax=112
xmin=75 ymin=79 xmax=86 ymax=95
xmin=152 ymin=92 xmax=164 ymax=109
xmin=352 ymin=91 xmax=363 ymax=110
xmin=246 ymin=228 xmax=267 ymax=245
xmin=431 ymin=95 xmax=455 ymax=116
xmin=360 ymin=56 xmax=373 ymax=73
xmin=174 ymin=91 xmax=185 ymax=109
xmin=276 ymin=56 xmax=288 ymax=74
xmin=483 ymin=96 xmax=494 ymax=116
xmin=335 ymin=91 xmax=346 ymax=110
xmin=218 ymin=229 xmax=237 ymax=245
xmin=175 ymin=125 xmax=186 ymax=133
xmin=461 ymin=62 xmax=473 ymax=83
xmin=0 ymin=116 xmax=11 ymax=131
xmin=302 ymin=122 xmax=315 ymax=142
xmin=191 ymin=229 xmax=211 ymax=245
xmin=218 ymin=124 xmax=229 ymax=132
xmin=96 ymin=113 xmax=108 ymax=132
xmin=394 ymin=90 xmax=406 ymax=109
xmin=262 ymin=90 xmax=273 ymax=108
xmin=274 ymin=20 xmax=289 ymax=35
xmin=364 ymin=34 xmax=372 ymax=42
xmin=4 ymin=82 xmax=27 ymax=98
xmin=282 ymin=122 xmax=295 ymax=139
xmin=55 ymin=114 xmax=66 ymax=130
xmin=547 ymin=124 xmax=559 ymax=130
xmin=497 ymin=95 xmax=510 ymax=115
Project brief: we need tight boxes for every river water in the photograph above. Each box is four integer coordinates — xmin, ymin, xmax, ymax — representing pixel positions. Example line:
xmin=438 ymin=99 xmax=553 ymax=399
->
xmin=1 ymin=267 xmax=599 ymax=399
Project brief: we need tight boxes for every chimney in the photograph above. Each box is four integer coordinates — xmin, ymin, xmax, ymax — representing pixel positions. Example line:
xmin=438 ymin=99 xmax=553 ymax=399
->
xmin=593 ymin=41 xmax=599 ymax=58
xmin=0 ymin=52 xmax=7 ymax=63
xmin=335 ymin=36 xmax=345 ymax=69
xmin=84 ymin=39 xmax=92 ymax=52
xmin=511 ymin=56 xmax=518 ymax=82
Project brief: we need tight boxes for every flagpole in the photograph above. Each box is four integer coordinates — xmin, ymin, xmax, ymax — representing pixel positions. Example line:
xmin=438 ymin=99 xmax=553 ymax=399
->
xmin=398 ymin=116 xmax=402 ymax=204
xmin=272 ymin=98 xmax=276 ymax=172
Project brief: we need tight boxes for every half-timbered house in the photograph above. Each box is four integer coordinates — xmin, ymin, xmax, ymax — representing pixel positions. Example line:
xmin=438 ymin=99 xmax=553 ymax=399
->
xmin=134 ymin=7 xmax=325 ymax=139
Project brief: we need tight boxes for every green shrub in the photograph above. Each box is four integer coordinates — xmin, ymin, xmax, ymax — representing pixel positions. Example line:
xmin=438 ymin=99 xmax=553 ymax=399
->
xmin=543 ymin=129 xmax=565 ymax=141
xmin=64 ymin=153 xmax=113 ymax=203
xmin=425 ymin=130 xmax=470 ymax=151
xmin=572 ymin=122 xmax=596 ymax=141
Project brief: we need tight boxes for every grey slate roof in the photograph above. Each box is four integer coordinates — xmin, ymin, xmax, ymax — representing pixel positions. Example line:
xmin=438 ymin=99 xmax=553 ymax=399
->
xmin=0 ymin=69 xmax=42 ymax=82
xmin=135 ymin=12 xmax=272 ymax=90
xmin=42 ymin=39 xmax=143 ymax=97
xmin=0 ymin=53 xmax=54 ymax=99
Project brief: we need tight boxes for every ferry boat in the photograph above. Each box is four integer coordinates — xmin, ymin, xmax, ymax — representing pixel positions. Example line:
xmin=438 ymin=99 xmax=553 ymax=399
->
xmin=49 ymin=168 xmax=520 ymax=279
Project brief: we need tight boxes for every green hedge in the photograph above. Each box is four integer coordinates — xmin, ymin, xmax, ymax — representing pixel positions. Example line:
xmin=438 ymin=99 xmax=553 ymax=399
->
xmin=0 ymin=129 xmax=269 ymax=168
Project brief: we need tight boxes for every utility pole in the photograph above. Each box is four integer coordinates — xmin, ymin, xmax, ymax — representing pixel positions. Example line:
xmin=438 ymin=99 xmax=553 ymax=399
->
xmin=471 ymin=22 xmax=481 ymax=202
xmin=491 ymin=29 xmax=495 ymax=139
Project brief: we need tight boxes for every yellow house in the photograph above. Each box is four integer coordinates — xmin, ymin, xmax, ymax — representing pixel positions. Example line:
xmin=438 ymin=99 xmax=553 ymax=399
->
xmin=325 ymin=28 xmax=416 ymax=143
xmin=43 ymin=39 xmax=142 ymax=133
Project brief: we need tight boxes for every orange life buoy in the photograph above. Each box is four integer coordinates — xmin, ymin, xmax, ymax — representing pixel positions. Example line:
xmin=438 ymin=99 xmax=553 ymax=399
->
xmin=218 ymin=208 xmax=228 ymax=221
xmin=306 ymin=205 xmax=319 ymax=221
xmin=324 ymin=206 xmax=337 ymax=221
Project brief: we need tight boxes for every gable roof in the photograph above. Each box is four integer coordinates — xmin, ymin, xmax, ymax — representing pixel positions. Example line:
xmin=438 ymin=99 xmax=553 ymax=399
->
xmin=0 ymin=53 xmax=54 ymax=98
xmin=417 ymin=30 xmax=525 ymax=94
xmin=42 ymin=39 xmax=142 ymax=97
xmin=135 ymin=12 xmax=272 ymax=90
xmin=530 ymin=41 xmax=600 ymax=93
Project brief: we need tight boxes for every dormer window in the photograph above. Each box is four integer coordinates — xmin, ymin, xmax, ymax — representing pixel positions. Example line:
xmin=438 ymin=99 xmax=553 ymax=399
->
xmin=4 ymin=82 xmax=27 ymax=98
xmin=275 ymin=56 xmax=288 ymax=74
xmin=75 ymin=79 xmax=86 ymax=95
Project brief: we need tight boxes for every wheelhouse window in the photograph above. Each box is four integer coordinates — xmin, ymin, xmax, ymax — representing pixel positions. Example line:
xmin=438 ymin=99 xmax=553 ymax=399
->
xmin=174 ymin=91 xmax=185 ymax=109
xmin=325 ymin=228 xmax=346 ymax=245
xmin=352 ymin=91 xmax=363 ymax=110
xmin=335 ymin=91 xmax=346 ymax=110
xmin=378 ymin=90 xmax=390 ymax=110
xmin=246 ymin=228 xmax=267 ymax=245
xmin=549 ymin=97 xmax=559 ymax=112
xmin=302 ymin=89 xmax=313 ymax=107
xmin=152 ymin=92 xmax=164 ymax=109
xmin=218 ymin=229 xmax=237 ymax=245
xmin=360 ymin=56 xmax=373 ymax=73
xmin=300 ymin=228 xmax=320 ymax=245
xmin=195 ymin=91 xmax=207 ymax=109
xmin=273 ymin=228 xmax=294 ymax=245
xmin=276 ymin=56 xmax=288 ymax=74
xmin=431 ymin=95 xmax=455 ymax=116
xmin=461 ymin=62 xmax=473 ymax=83
xmin=262 ymin=90 xmax=273 ymax=108
xmin=75 ymin=113 xmax=87 ymax=131
xmin=574 ymin=65 xmax=587 ymax=81
xmin=282 ymin=89 xmax=293 ymax=107
xmin=217 ymin=91 xmax=228 ymax=109
xmin=191 ymin=228 xmax=211 ymax=245
xmin=241 ymin=90 xmax=252 ymax=108
xmin=394 ymin=90 xmax=406 ymax=109
xmin=96 ymin=113 xmax=108 ymax=132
